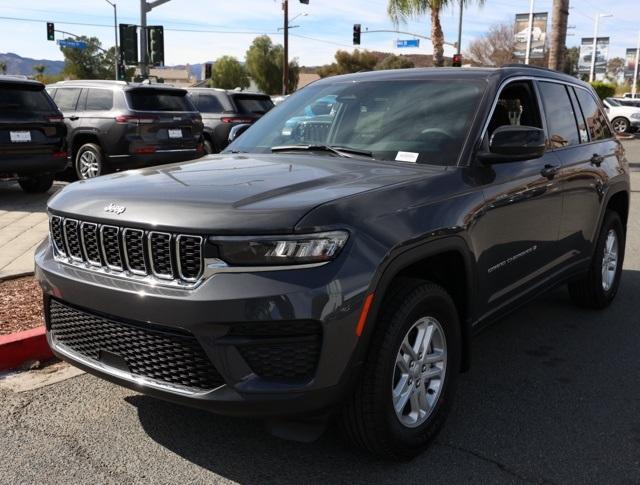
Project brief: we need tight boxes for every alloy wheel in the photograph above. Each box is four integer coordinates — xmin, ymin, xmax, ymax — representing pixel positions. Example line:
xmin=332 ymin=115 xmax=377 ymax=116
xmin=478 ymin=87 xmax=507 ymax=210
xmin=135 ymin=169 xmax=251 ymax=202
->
xmin=602 ymin=228 xmax=618 ymax=291
xmin=612 ymin=118 xmax=628 ymax=134
xmin=78 ymin=150 xmax=100 ymax=179
xmin=392 ymin=316 xmax=447 ymax=428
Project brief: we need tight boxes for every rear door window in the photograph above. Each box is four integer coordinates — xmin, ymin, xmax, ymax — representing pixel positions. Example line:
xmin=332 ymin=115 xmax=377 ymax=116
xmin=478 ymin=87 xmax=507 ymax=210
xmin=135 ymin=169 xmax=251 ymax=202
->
xmin=567 ymin=87 xmax=589 ymax=143
xmin=232 ymin=95 xmax=274 ymax=115
xmin=574 ymin=88 xmax=613 ymax=141
xmin=538 ymin=82 xmax=580 ymax=148
xmin=0 ymin=86 xmax=57 ymax=117
xmin=194 ymin=94 xmax=225 ymax=113
xmin=54 ymin=88 xmax=82 ymax=112
xmin=127 ymin=90 xmax=194 ymax=111
xmin=85 ymin=89 xmax=113 ymax=111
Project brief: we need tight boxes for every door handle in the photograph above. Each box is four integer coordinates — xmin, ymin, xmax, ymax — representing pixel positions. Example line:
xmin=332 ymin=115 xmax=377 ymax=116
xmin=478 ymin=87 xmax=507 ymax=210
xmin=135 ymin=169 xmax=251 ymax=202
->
xmin=541 ymin=164 xmax=560 ymax=179
xmin=590 ymin=154 xmax=604 ymax=167
xmin=68 ymin=116 xmax=79 ymax=121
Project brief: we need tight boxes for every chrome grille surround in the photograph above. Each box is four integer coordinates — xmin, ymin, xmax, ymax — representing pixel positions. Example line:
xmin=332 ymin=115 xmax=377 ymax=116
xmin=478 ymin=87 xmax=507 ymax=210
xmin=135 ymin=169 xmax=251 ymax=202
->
xmin=49 ymin=214 xmax=204 ymax=288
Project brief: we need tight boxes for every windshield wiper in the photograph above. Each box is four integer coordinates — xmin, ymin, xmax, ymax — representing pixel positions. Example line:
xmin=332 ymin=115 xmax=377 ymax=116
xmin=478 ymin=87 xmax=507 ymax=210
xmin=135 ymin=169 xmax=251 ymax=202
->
xmin=271 ymin=144 xmax=373 ymax=158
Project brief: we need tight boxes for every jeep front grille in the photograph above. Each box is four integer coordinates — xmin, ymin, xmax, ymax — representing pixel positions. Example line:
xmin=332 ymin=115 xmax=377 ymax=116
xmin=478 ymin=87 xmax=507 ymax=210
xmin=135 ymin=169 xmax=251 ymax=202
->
xmin=50 ymin=215 xmax=204 ymax=286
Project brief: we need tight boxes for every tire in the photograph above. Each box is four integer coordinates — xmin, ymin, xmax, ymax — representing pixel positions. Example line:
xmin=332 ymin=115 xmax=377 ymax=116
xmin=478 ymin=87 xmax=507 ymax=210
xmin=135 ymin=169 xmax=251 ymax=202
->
xmin=342 ymin=280 xmax=461 ymax=460
xmin=18 ymin=174 xmax=54 ymax=193
xmin=203 ymin=139 xmax=215 ymax=155
xmin=75 ymin=143 xmax=104 ymax=180
xmin=611 ymin=117 xmax=630 ymax=134
xmin=568 ymin=211 xmax=625 ymax=309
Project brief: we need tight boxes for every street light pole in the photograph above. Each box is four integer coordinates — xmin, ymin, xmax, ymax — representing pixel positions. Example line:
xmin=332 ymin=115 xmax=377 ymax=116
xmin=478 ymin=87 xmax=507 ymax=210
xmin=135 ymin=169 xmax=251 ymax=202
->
xmin=524 ymin=0 xmax=535 ymax=65
xmin=105 ymin=0 xmax=118 ymax=80
xmin=589 ymin=13 xmax=612 ymax=82
xmin=633 ymin=31 xmax=640 ymax=98
xmin=456 ymin=0 xmax=463 ymax=56
xmin=282 ymin=0 xmax=289 ymax=95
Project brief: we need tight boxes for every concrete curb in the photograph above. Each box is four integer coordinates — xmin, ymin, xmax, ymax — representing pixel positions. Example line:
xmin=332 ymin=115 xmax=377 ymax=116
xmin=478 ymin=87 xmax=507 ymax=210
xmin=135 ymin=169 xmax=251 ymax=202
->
xmin=0 ymin=327 xmax=53 ymax=371
xmin=0 ymin=270 xmax=35 ymax=283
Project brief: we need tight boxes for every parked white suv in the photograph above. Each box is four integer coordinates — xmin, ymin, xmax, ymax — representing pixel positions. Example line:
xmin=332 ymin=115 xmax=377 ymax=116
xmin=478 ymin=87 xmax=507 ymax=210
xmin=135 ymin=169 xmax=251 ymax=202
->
xmin=603 ymin=98 xmax=640 ymax=134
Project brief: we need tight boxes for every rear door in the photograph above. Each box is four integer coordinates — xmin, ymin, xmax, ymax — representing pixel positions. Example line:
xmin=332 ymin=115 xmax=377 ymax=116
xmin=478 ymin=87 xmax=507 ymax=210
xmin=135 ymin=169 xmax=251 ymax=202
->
xmin=125 ymin=87 xmax=202 ymax=150
xmin=0 ymin=83 xmax=65 ymax=159
xmin=555 ymin=85 xmax=617 ymax=260
xmin=53 ymin=87 xmax=83 ymax=135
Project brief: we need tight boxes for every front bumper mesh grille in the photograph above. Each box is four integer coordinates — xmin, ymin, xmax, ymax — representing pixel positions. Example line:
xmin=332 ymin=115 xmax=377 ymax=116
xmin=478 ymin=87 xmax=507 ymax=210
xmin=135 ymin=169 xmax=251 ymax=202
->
xmin=48 ymin=299 xmax=224 ymax=391
xmin=50 ymin=215 xmax=204 ymax=286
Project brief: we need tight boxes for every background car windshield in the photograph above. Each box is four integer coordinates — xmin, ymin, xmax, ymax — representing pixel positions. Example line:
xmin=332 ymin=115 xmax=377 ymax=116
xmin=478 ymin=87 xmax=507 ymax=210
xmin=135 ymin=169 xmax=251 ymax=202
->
xmin=228 ymin=79 xmax=485 ymax=165
xmin=0 ymin=87 xmax=56 ymax=116
xmin=127 ymin=90 xmax=194 ymax=111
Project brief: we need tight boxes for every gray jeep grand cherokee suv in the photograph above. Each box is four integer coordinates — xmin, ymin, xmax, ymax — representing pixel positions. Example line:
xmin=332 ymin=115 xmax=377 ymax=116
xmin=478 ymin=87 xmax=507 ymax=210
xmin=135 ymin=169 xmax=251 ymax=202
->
xmin=36 ymin=66 xmax=629 ymax=459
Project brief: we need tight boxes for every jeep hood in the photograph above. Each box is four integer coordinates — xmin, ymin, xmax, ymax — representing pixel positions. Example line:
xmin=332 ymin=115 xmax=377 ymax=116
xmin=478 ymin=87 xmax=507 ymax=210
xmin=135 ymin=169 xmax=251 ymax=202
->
xmin=48 ymin=153 xmax=433 ymax=233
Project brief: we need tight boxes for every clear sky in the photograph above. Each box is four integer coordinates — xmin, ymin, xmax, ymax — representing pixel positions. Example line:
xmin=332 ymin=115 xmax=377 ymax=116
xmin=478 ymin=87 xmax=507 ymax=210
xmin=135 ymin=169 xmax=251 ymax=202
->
xmin=0 ymin=0 xmax=638 ymax=66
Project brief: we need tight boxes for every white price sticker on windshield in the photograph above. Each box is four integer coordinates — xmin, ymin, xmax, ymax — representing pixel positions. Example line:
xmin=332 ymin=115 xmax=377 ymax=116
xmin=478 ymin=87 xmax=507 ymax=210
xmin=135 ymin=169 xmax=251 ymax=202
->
xmin=395 ymin=151 xmax=419 ymax=163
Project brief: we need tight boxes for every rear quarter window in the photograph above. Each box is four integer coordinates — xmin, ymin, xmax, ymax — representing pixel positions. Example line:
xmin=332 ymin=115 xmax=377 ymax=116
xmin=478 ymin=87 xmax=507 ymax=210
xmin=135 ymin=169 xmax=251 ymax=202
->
xmin=127 ymin=90 xmax=194 ymax=111
xmin=232 ymin=95 xmax=274 ymax=115
xmin=0 ymin=86 xmax=57 ymax=117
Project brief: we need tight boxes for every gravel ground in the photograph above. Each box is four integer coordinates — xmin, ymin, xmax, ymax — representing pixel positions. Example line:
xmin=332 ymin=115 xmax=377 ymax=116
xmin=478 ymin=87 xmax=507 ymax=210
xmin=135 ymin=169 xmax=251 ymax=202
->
xmin=0 ymin=277 xmax=43 ymax=335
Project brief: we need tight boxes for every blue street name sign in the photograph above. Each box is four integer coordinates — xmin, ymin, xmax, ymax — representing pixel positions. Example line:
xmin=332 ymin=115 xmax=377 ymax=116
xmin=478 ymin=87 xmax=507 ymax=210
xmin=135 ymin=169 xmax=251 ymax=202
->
xmin=57 ymin=39 xmax=87 ymax=49
xmin=396 ymin=39 xmax=420 ymax=48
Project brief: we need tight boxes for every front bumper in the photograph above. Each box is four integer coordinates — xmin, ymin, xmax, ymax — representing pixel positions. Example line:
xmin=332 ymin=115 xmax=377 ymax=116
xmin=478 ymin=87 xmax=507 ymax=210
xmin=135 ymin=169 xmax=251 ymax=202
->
xmin=35 ymin=239 xmax=370 ymax=417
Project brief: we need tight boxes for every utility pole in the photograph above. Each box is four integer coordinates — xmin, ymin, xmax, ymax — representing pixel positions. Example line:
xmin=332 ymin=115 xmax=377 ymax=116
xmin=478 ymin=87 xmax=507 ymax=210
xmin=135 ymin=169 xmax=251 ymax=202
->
xmin=456 ymin=0 xmax=463 ymax=56
xmin=524 ymin=0 xmax=534 ymax=65
xmin=548 ymin=0 xmax=569 ymax=71
xmin=105 ymin=0 xmax=118 ymax=80
xmin=139 ymin=0 xmax=171 ymax=79
xmin=589 ymin=13 xmax=612 ymax=83
xmin=282 ymin=0 xmax=289 ymax=95
xmin=633 ymin=32 xmax=640 ymax=97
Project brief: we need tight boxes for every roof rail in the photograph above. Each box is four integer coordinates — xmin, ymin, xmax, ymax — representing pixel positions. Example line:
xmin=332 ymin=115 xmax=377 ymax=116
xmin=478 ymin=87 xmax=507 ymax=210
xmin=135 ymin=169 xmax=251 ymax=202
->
xmin=501 ymin=63 xmax=558 ymax=73
xmin=0 ymin=74 xmax=30 ymax=80
xmin=53 ymin=79 xmax=128 ymax=85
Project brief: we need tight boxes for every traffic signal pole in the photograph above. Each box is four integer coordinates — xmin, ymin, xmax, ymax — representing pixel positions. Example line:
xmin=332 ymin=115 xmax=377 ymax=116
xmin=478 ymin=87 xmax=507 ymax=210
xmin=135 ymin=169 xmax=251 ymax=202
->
xmin=283 ymin=0 xmax=289 ymax=95
xmin=139 ymin=0 xmax=171 ymax=79
xmin=105 ymin=0 xmax=118 ymax=80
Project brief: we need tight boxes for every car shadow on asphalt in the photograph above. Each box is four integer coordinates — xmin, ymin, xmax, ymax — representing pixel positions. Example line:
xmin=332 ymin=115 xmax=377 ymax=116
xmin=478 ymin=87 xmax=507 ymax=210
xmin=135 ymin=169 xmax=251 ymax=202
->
xmin=125 ymin=269 xmax=640 ymax=484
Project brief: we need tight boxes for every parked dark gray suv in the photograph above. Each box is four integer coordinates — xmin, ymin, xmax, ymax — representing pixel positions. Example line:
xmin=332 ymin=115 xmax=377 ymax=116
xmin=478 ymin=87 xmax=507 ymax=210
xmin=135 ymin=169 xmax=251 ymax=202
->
xmin=36 ymin=66 xmax=629 ymax=459
xmin=47 ymin=80 xmax=204 ymax=179
xmin=187 ymin=88 xmax=273 ymax=153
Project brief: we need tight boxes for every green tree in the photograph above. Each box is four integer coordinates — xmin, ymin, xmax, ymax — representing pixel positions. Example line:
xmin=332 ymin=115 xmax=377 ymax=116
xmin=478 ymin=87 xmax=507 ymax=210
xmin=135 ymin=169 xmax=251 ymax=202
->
xmin=60 ymin=37 xmax=114 ymax=79
xmin=317 ymin=50 xmax=379 ymax=78
xmin=210 ymin=56 xmax=250 ymax=89
xmin=0 ymin=61 xmax=6 ymax=75
xmin=32 ymin=64 xmax=46 ymax=81
xmin=375 ymin=54 xmax=415 ymax=70
xmin=606 ymin=57 xmax=625 ymax=82
xmin=245 ymin=35 xmax=299 ymax=94
xmin=562 ymin=46 xmax=580 ymax=76
xmin=387 ymin=0 xmax=485 ymax=67
xmin=589 ymin=81 xmax=616 ymax=100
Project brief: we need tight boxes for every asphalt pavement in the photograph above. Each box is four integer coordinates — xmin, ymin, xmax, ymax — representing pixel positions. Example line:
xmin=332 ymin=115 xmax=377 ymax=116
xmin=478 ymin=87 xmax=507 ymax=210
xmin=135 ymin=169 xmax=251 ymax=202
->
xmin=1 ymin=141 xmax=640 ymax=484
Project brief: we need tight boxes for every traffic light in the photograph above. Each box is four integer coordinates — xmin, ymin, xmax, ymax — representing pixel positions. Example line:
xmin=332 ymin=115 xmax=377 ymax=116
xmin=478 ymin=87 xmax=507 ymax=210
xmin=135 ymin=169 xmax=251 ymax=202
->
xmin=204 ymin=63 xmax=213 ymax=79
xmin=353 ymin=24 xmax=361 ymax=46
xmin=119 ymin=24 xmax=138 ymax=66
xmin=147 ymin=26 xmax=164 ymax=67
xmin=452 ymin=53 xmax=462 ymax=67
xmin=46 ymin=22 xmax=55 ymax=41
xmin=117 ymin=62 xmax=127 ymax=81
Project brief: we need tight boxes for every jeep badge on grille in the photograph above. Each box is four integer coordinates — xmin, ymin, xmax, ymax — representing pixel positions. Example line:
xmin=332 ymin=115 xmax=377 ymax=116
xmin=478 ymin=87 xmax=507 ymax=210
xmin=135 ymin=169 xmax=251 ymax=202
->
xmin=104 ymin=203 xmax=126 ymax=215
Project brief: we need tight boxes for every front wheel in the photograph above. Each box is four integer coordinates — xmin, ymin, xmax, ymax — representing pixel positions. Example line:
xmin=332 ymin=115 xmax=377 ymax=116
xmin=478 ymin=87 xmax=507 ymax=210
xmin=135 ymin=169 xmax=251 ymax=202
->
xmin=611 ymin=117 xmax=630 ymax=134
xmin=342 ymin=281 xmax=461 ymax=460
xmin=75 ymin=143 xmax=104 ymax=180
xmin=569 ymin=211 xmax=625 ymax=309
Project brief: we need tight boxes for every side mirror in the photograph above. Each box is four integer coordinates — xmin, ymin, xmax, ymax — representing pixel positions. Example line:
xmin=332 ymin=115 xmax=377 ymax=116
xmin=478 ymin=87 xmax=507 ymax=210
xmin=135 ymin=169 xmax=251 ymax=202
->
xmin=228 ymin=123 xmax=251 ymax=143
xmin=478 ymin=125 xmax=546 ymax=163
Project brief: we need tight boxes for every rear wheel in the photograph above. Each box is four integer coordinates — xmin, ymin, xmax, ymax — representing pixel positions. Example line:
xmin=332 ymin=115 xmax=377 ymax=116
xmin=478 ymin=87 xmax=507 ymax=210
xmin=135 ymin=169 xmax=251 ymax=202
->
xmin=568 ymin=211 xmax=625 ymax=309
xmin=75 ymin=143 xmax=104 ymax=180
xmin=342 ymin=281 xmax=460 ymax=460
xmin=611 ymin=117 xmax=630 ymax=134
xmin=203 ymin=139 xmax=215 ymax=154
xmin=18 ymin=174 xmax=54 ymax=193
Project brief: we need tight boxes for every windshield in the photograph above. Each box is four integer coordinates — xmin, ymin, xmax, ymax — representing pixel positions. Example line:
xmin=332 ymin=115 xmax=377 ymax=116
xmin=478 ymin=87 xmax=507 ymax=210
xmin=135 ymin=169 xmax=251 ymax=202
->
xmin=226 ymin=78 xmax=486 ymax=165
xmin=605 ymin=98 xmax=621 ymax=107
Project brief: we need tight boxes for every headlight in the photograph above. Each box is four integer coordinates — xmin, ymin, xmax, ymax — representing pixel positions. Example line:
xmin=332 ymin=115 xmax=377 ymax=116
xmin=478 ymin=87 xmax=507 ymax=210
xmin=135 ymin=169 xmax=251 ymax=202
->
xmin=210 ymin=231 xmax=349 ymax=266
xmin=630 ymin=113 xmax=640 ymax=120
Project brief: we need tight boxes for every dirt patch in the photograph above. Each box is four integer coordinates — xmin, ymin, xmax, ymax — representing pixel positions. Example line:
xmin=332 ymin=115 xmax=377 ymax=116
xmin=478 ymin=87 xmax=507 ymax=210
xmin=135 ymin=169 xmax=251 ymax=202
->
xmin=0 ymin=277 xmax=44 ymax=336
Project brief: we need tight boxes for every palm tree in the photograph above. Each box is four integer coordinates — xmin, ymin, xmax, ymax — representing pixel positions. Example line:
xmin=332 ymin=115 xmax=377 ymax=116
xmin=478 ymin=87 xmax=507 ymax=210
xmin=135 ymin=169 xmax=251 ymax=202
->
xmin=0 ymin=61 xmax=6 ymax=75
xmin=387 ymin=0 xmax=485 ymax=67
xmin=33 ymin=64 xmax=46 ymax=81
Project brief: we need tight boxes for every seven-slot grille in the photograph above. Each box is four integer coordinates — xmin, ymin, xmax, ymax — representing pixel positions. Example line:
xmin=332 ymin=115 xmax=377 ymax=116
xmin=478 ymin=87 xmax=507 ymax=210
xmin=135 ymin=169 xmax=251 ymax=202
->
xmin=50 ymin=215 xmax=204 ymax=285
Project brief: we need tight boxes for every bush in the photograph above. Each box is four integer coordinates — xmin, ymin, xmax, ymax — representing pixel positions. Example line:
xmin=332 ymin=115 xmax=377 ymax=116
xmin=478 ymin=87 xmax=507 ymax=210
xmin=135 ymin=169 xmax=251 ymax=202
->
xmin=589 ymin=81 xmax=616 ymax=100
